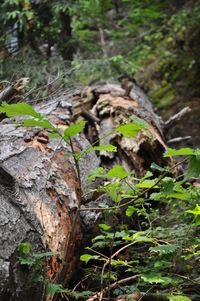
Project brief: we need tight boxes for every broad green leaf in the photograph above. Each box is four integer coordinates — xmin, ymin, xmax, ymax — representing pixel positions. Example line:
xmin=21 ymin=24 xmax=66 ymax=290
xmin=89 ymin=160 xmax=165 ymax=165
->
xmin=185 ymin=155 xmax=200 ymax=179
xmin=48 ymin=133 xmax=61 ymax=139
xmin=136 ymin=180 xmax=158 ymax=188
xmin=168 ymin=192 xmax=190 ymax=200
xmin=32 ymin=251 xmax=60 ymax=259
xmin=80 ymin=254 xmax=100 ymax=264
xmin=0 ymin=102 xmax=42 ymax=119
xmin=187 ymin=204 xmax=200 ymax=215
xmin=164 ymin=147 xmax=194 ymax=157
xmin=124 ymin=232 xmax=153 ymax=243
xmin=22 ymin=118 xmax=58 ymax=131
xmin=46 ymin=282 xmax=70 ymax=297
xmin=151 ymin=162 xmax=165 ymax=172
xmin=126 ymin=206 xmax=136 ymax=217
xmin=142 ymin=171 xmax=153 ymax=180
xmin=88 ymin=167 xmax=105 ymax=183
xmin=116 ymin=123 xmax=144 ymax=138
xmin=130 ymin=116 xmax=147 ymax=128
xmin=150 ymin=192 xmax=163 ymax=201
xmin=141 ymin=272 xmax=172 ymax=284
xmin=106 ymin=182 xmax=121 ymax=202
xmin=161 ymin=177 xmax=174 ymax=194
xmin=92 ymin=235 xmax=105 ymax=242
xmin=86 ymin=144 xmax=117 ymax=153
xmin=168 ymin=295 xmax=192 ymax=301
xmin=64 ymin=120 xmax=87 ymax=142
xmin=149 ymin=244 xmax=178 ymax=255
xmin=106 ymin=165 xmax=129 ymax=179
xmin=99 ymin=223 xmax=111 ymax=231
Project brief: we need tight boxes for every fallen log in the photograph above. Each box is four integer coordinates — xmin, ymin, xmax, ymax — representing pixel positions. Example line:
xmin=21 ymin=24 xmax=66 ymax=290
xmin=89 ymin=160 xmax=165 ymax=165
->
xmin=0 ymin=81 xmax=172 ymax=300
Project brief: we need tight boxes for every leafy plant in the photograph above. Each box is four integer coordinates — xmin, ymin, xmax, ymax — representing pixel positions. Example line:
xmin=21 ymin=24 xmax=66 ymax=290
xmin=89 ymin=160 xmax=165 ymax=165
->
xmin=2 ymin=101 xmax=200 ymax=300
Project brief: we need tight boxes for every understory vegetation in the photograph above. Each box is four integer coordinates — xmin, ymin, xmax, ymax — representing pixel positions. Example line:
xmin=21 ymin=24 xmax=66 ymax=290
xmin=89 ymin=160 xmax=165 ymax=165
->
xmin=0 ymin=102 xmax=200 ymax=300
xmin=1 ymin=0 xmax=200 ymax=107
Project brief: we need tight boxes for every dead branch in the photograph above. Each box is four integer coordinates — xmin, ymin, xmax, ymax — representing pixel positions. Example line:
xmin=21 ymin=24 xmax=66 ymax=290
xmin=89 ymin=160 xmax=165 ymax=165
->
xmin=81 ymin=109 xmax=100 ymax=124
xmin=0 ymin=77 xmax=29 ymax=104
xmin=167 ymin=136 xmax=191 ymax=144
xmin=164 ymin=106 xmax=191 ymax=132
xmin=121 ymin=78 xmax=133 ymax=97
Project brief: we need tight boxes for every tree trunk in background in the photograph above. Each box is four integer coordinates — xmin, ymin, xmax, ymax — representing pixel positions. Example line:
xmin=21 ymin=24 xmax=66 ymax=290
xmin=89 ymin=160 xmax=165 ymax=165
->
xmin=59 ymin=11 xmax=74 ymax=61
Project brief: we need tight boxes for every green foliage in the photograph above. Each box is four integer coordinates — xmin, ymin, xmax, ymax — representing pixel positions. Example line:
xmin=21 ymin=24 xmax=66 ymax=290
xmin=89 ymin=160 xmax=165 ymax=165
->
xmin=0 ymin=102 xmax=41 ymax=119
xmin=168 ymin=296 xmax=192 ymax=301
xmin=106 ymin=165 xmax=129 ymax=179
xmin=64 ymin=120 xmax=87 ymax=142
xmin=116 ymin=123 xmax=146 ymax=138
xmin=3 ymin=100 xmax=200 ymax=300
xmin=17 ymin=242 xmax=60 ymax=288
xmin=86 ymin=144 xmax=117 ymax=153
xmin=46 ymin=283 xmax=70 ymax=297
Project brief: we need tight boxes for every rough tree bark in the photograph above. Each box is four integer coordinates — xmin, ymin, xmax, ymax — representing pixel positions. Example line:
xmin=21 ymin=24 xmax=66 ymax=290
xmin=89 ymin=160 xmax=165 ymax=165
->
xmin=0 ymin=81 xmax=180 ymax=300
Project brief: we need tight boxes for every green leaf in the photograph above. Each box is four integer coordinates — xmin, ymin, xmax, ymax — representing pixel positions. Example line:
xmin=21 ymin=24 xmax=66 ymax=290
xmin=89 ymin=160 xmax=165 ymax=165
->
xmin=136 ymin=180 xmax=158 ymax=188
xmin=72 ymin=291 xmax=92 ymax=300
xmin=17 ymin=242 xmax=31 ymax=256
xmin=168 ymin=192 xmax=190 ymax=200
xmin=111 ymin=259 xmax=130 ymax=267
xmin=64 ymin=120 xmax=87 ymax=142
xmin=168 ymin=295 xmax=192 ymax=301
xmin=130 ymin=116 xmax=147 ymax=128
xmin=124 ymin=232 xmax=153 ymax=243
xmin=99 ymin=223 xmax=111 ymax=231
xmin=151 ymin=162 xmax=165 ymax=172
xmin=185 ymin=155 xmax=200 ymax=179
xmin=21 ymin=119 xmax=58 ymax=131
xmin=0 ymin=102 xmax=42 ymax=119
xmin=141 ymin=272 xmax=172 ymax=284
xmin=18 ymin=257 xmax=35 ymax=265
xmin=31 ymin=274 xmax=44 ymax=283
xmin=48 ymin=133 xmax=61 ymax=139
xmin=149 ymin=244 xmax=178 ymax=255
xmin=187 ymin=204 xmax=200 ymax=216
xmin=88 ymin=167 xmax=105 ymax=183
xmin=126 ymin=206 xmax=136 ymax=217
xmin=32 ymin=251 xmax=60 ymax=259
xmin=161 ymin=177 xmax=174 ymax=194
xmin=86 ymin=144 xmax=117 ymax=153
xmin=46 ymin=282 xmax=70 ymax=297
xmin=116 ymin=123 xmax=145 ymax=138
xmin=164 ymin=147 xmax=194 ymax=157
xmin=106 ymin=165 xmax=129 ymax=179
xmin=80 ymin=254 xmax=100 ymax=264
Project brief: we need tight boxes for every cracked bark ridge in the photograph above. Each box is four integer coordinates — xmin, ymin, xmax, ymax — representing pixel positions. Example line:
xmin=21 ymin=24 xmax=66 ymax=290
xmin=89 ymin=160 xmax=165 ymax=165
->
xmin=0 ymin=94 xmax=100 ymax=300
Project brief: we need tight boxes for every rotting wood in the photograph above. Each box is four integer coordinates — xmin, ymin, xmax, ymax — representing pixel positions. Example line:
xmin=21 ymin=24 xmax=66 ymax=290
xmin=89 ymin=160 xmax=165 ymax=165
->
xmin=71 ymin=83 xmax=171 ymax=176
xmin=0 ymin=81 xmax=175 ymax=300
xmin=0 ymin=77 xmax=29 ymax=105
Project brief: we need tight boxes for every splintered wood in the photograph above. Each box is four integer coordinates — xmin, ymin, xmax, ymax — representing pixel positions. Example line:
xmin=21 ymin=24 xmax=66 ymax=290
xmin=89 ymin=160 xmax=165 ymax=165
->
xmin=72 ymin=83 xmax=169 ymax=176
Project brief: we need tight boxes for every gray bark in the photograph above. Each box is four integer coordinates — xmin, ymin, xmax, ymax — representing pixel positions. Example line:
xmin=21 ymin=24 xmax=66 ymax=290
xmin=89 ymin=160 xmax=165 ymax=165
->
xmin=0 ymin=93 xmax=100 ymax=300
